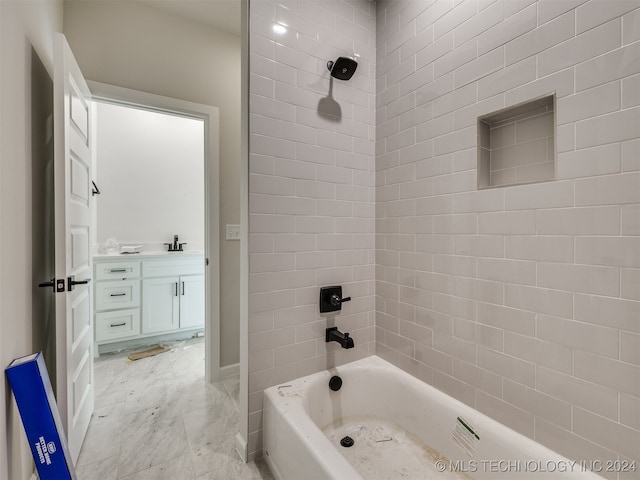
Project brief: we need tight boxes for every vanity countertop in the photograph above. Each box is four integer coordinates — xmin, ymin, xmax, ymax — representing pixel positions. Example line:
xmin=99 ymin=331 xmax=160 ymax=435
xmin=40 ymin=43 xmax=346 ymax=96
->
xmin=93 ymin=250 xmax=204 ymax=260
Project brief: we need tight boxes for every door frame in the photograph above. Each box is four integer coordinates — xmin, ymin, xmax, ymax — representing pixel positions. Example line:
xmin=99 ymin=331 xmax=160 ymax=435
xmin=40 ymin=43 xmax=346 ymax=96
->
xmin=87 ymin=81 xmax=221 ymax=382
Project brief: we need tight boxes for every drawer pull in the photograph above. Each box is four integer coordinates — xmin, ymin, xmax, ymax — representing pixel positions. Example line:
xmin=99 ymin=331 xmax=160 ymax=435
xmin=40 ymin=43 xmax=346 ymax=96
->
xmin=109 ymin=268 xmax=127 ymax=273
xmin=110 ymin=322 xmax=126 ymax=327
xmin=110 ymin=293 xmax=127 ymax=297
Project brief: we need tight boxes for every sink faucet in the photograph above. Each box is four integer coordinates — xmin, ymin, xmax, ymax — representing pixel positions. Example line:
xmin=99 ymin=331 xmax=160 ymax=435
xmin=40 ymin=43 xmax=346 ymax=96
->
xmin=326 ymin=327 xmax=354 ymax=349
xmin=165 ymin=235 xmax=187 ymax=252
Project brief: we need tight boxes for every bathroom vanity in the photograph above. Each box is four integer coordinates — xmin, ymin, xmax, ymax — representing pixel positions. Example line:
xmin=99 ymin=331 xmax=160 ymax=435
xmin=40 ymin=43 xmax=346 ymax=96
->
xmin=93 ymin=252 xmax=205 ymax=346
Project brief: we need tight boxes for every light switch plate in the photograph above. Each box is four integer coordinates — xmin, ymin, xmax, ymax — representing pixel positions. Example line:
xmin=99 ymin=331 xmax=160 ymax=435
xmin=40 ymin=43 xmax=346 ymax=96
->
xmin=226 ymin=224 xmax=240 ymax=240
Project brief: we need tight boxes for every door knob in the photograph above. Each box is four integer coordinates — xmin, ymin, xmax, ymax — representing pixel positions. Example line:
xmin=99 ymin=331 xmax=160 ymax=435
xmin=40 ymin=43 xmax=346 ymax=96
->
xmin=68 ymin=275 xmax=91 ymax=291
xmin=38 ymin=279 xmax=55 ymax=288
xmin=38 ymin=278 xmax=65 ymax=292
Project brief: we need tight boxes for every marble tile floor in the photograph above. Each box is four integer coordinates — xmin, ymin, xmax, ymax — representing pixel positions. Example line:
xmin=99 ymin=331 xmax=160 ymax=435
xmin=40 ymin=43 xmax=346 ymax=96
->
xmin=76 ymin=338 xmax=273 ymax=480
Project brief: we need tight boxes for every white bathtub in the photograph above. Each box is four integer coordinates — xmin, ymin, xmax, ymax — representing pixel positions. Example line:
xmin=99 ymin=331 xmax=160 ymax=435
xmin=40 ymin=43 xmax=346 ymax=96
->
xmin=263 ymin=356 xmax=603 ymax=479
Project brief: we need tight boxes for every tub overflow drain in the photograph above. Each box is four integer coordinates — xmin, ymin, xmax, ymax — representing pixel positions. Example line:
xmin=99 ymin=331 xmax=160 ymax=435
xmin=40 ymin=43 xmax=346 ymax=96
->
xmin=340 ymin=436 xmax=354 ymax=448
xmin=329 ymin=375 xmax=342 ymax=391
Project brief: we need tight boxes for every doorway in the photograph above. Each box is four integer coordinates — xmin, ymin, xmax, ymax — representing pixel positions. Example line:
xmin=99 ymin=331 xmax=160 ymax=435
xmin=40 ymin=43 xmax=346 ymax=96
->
xmin=91 ymin=100 xmax=207 ymax=357
xmin=88 ymin=81 xmax=221 ymax=382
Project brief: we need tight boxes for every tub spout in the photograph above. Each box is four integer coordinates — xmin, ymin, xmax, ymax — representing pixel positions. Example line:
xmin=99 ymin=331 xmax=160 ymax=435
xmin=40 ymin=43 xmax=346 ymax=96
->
xmin=326 ymin=327 xmax=354 ymax=349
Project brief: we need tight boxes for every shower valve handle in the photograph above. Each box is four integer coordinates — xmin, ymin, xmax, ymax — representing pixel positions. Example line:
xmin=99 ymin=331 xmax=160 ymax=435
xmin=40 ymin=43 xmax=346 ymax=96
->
xmin=319 ymin=286 xmax=349 ymax=313
xmin=330 ymin=294 xmax=351 ymax=306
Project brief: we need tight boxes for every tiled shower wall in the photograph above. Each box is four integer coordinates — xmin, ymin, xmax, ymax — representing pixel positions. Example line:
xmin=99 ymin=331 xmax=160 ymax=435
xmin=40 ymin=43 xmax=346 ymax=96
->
xmin=375 ymin=0 xmax=640 ymax=473
xmin=248 ymin=0 xmax=377 ymax=458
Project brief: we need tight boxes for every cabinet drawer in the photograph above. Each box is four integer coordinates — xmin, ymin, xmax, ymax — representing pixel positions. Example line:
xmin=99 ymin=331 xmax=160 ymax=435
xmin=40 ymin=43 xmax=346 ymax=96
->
xmin=95 ymin=261 xmax=141 ymax=280
xmin=142 ymin=257 xmax=204 ymax=278
xmin=95 ymin=280 xmax=140 ymax=310
xmin=95 ymin=309 xmax=140 ymax=342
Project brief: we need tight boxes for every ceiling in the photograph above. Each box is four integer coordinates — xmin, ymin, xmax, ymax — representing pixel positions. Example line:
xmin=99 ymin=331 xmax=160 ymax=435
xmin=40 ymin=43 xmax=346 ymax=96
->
xmin=140 ymin=0 xmax=241 ymax=37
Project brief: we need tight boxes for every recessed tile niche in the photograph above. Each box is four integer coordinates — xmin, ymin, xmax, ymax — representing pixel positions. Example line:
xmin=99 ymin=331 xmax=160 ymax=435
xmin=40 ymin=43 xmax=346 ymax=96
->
xmin=478 ymin=95 xmax=556 ymax=189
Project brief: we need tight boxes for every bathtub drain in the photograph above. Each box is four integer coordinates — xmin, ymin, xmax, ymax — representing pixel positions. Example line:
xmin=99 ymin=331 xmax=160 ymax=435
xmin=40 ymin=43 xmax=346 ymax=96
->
xmin=340 ymin=436 xmax=355 ymax=448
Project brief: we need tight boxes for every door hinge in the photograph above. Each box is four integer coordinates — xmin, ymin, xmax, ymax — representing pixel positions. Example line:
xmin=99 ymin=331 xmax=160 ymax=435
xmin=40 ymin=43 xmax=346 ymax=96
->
xmin=205 ymin=258 xmax=209 ymax=266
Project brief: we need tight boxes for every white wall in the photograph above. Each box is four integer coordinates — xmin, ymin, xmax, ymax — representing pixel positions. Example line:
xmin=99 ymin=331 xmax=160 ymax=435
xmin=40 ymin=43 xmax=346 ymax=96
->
xmin=376 ymin=0 xmax=640 ymax=470
xmin=247 ymin=0 xmax=377 ymax=459
xmin=95 ymin=102 xmax=205 ymax=249
xmin=64 ymin=0 xmax=241 ymax=366
xmin=0 ymin=1 xmax=64 ymax=479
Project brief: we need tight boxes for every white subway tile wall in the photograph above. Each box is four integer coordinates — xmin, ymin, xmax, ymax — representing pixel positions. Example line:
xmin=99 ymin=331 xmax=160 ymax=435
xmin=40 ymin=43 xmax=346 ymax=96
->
xmin=248 ymin=0 xmax=377 ymax=459
xmin=376 ymin=0 xmax=640 ymax=474
xmin=248 ymin=0 xmax=640 ymax=470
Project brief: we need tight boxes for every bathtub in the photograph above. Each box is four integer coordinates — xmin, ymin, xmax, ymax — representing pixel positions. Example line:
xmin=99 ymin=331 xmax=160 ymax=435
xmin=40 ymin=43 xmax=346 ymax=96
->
xmin=263 ymin=356 xmax=603 ymax=479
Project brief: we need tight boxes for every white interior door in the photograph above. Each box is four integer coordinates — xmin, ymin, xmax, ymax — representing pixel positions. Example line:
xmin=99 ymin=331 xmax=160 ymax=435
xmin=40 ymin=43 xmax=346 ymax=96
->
xmin=53 ymin=32 xmax=94 ymax=463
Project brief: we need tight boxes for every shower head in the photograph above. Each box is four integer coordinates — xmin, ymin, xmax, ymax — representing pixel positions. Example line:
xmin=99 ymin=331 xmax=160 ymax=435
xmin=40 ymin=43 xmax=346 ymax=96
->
xmin=327 ymin=57 xmax=358 ymax=81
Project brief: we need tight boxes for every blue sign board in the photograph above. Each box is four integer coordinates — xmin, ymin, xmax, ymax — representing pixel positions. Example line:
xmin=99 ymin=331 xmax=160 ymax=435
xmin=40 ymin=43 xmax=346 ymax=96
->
xmin=5 ymin=352 xmax=76 ymax=480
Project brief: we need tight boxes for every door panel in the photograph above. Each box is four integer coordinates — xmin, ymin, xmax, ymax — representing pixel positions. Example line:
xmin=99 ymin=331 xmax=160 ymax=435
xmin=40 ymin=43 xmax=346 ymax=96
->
xmin=70 ymin=289 xmax=91 ymax=344
xmin=69 ymin=77 xmax=89 ymax=140
xmin=70 ymin=226 xmax=90 ymax=271
xmin=73 ymin=352 xmax=91 ymax=415
xmin=70 ymin=153 xmax=90 ymax=203
xmin=53 ymin=32 xmax=94 ymax=463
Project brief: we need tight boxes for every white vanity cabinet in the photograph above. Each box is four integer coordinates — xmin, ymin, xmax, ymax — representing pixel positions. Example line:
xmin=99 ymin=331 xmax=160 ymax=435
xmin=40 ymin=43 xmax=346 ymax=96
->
xmin=93 ymin=253 xmax=205 ymax=345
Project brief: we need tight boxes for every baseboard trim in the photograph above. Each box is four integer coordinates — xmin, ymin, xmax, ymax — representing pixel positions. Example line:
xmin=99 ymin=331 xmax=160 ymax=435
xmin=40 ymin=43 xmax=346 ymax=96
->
xmin=235 ymin=432 xmax=248 ymax=463
xmin=220 ymin=362 xmax=239 ymax=379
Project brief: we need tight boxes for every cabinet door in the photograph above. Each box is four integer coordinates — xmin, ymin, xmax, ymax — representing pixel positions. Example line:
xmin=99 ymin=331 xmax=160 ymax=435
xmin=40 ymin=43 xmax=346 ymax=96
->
xmin=142 ymin=277 xmax=180 ymax=334
xmin=179 ymin=275 xmax=205 ymax=329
